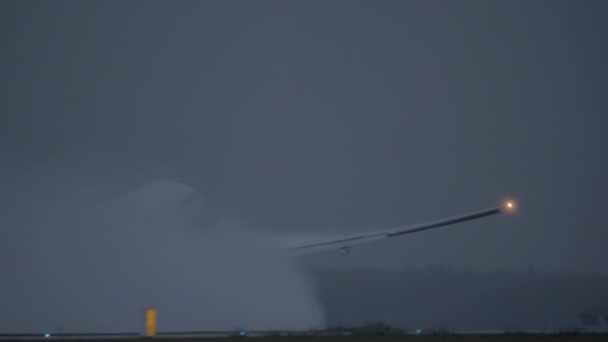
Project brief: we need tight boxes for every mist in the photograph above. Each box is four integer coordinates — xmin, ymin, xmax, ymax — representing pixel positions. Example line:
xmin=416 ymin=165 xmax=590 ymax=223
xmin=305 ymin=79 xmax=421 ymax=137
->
xmin=2 ymin=0 xmax=608 ymax=334
xmin=0 ymin=179 xmax=325 ymax=333
xmin=317 ymin=267 xmax=608 ymax=332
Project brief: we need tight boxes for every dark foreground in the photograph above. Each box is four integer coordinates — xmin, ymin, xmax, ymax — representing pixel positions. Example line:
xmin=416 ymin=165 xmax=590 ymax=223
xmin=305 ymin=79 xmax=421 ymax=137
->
xmin=5 ymin=335 xmax=608 ymax=342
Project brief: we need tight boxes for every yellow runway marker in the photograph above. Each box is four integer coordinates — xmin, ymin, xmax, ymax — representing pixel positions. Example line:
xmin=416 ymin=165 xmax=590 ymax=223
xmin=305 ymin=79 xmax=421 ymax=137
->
xmin=145 ymin=307 xmax=157 ymax=337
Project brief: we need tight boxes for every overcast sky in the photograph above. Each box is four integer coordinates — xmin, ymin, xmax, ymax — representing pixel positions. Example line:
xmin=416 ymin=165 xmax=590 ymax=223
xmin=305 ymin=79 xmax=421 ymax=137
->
xmin=1 ymin=0 xmax=607 ymax=275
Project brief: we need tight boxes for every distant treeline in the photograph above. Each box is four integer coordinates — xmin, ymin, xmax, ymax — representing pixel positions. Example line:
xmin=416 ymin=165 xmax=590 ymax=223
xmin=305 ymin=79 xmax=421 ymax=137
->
xmin=314 ymin=266 xmax=608 ymax=332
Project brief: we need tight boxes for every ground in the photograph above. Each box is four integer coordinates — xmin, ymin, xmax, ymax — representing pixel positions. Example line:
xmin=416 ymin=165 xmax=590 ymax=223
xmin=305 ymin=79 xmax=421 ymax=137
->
xmin=9 ymin=334 xmax=608 ymax=342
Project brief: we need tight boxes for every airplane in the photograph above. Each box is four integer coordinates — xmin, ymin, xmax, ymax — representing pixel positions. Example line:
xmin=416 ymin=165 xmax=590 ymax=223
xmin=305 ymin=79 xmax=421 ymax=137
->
xmin=286 ymin=199 xmax=516 ymax=256
xmin=110 ymin=180 xmax=516 ymax=257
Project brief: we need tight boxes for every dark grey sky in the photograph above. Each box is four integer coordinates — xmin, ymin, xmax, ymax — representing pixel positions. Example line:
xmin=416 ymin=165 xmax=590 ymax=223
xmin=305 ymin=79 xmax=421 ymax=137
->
xmin=1 ymin=0 xmax=607 ymax=274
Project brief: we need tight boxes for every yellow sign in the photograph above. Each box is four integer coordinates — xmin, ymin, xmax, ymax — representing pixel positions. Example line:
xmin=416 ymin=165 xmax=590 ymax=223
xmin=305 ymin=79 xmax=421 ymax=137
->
xmin=145 ymin=307 xmax=157 ymax=337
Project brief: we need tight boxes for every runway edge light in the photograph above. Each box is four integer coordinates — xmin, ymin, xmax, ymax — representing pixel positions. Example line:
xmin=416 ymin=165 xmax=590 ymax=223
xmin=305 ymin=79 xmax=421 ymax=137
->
xmin=145 ymin=307 xmax=157 ymax=337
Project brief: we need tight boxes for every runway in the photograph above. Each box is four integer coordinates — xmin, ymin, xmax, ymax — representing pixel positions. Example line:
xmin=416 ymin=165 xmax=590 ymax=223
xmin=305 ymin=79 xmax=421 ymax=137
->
xmin=2 ymin=330 xmax=607 ymax=341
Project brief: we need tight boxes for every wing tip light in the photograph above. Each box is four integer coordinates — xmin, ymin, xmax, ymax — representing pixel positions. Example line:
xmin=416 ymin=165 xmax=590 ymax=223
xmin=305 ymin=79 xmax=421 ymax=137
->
xmin=503 ymin=199 xmax=517 ymax=212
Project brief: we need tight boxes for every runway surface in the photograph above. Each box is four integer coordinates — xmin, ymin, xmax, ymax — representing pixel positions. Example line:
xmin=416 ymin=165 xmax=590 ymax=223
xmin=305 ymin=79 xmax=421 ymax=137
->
xmin=1 ymin=331 xmax=607 ymax=342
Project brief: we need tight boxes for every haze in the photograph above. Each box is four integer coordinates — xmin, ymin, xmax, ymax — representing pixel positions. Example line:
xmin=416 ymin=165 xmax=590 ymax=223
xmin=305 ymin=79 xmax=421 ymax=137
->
xmin=1 ymin=0 xmax=607 ymax=333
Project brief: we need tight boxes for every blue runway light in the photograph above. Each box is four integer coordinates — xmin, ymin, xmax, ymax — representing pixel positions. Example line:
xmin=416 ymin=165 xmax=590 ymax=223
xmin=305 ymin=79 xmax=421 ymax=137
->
xmin=44 ymin=333 xmax=51 ymax=338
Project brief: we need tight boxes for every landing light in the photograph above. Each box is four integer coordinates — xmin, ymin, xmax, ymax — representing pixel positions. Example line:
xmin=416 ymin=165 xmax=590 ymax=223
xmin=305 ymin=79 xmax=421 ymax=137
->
xmin=44 ymin=333 xmax=51 ymax=338
xmin=504 ymin=200 xmax=516 ymax=212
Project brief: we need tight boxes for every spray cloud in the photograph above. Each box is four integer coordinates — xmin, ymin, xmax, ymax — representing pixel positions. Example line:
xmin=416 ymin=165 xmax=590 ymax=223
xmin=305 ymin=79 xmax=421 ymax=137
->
xmin=1 ymin=180 xmax=325 ymax=333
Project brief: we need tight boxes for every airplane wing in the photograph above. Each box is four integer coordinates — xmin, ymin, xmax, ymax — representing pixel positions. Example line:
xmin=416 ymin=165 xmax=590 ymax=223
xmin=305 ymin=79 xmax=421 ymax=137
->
xmin=289 ymin=200 xmax=516 ymax=255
